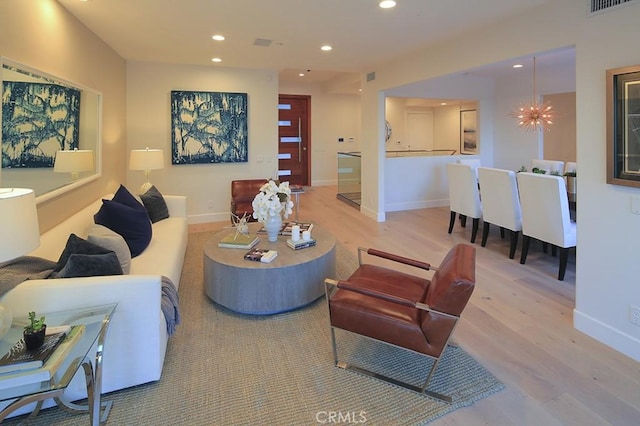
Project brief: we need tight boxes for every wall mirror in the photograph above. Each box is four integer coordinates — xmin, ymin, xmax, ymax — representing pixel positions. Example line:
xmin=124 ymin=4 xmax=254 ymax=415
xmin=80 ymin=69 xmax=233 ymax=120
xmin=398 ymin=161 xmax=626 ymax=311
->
xmin=0 ymin=57 xmax=102 ymax=203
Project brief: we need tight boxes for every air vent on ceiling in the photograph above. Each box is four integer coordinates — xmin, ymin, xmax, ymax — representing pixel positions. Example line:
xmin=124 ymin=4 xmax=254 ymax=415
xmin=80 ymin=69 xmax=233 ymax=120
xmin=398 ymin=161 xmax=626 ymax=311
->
xmin=366 ymin=72 xmax=376 ymax=82
xmin=253 ymin=38 xmax=273 ymax=47
xmin=588 ymin=0 xmax=639 ymax=15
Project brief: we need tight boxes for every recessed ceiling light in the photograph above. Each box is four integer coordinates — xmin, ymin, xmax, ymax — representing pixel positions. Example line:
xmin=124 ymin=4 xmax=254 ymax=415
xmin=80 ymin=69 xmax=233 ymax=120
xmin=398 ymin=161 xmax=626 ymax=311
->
xmin=298 ymin=73 xmax=305 ymax=77
xmin=440 ymin=102 xmax=447 ymax=106
xmin=212 ymin=35 xmax=225 ymax=41
xmin=211 ymin=57 xmax=222 ymax=63
xmin=513 ymin=64 xmax=524 ymax=68
xmin=379 ymin=1 xmax=397 ymax=9
xmin=320 ymin=45 xmax=332 ymax=51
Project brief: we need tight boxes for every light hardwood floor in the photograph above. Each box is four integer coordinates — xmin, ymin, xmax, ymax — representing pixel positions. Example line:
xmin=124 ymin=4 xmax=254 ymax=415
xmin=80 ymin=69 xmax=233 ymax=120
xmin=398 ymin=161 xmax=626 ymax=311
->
xmin=190 ymin=185 xmax=639 ymax=425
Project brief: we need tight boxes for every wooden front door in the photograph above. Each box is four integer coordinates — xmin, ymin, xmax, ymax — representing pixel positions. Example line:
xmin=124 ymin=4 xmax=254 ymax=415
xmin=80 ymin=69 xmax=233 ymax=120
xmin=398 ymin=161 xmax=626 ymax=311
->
xmin=278 ymin=95 xmax=310 ymax=186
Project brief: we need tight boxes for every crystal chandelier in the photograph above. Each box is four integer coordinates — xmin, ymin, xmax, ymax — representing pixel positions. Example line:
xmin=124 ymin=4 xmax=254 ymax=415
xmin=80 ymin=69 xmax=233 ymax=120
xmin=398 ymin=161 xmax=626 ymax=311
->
xmin=510 ymin=57 xmax=553 ymax=132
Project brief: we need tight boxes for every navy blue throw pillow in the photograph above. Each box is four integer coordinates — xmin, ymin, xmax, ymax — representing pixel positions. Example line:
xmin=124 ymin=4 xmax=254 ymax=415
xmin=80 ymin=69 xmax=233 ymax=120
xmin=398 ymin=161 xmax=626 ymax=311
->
xmin=112 ymin=184 xmax=148 ymax=213
xmin=94 ymin=198 xmax=152 ymax=257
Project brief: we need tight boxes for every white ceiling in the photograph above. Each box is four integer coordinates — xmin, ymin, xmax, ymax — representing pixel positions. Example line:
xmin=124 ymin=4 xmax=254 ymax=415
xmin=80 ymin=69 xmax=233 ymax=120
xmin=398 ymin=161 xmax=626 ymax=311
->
xmin=56 ymin=0 xmax=566 ymax=92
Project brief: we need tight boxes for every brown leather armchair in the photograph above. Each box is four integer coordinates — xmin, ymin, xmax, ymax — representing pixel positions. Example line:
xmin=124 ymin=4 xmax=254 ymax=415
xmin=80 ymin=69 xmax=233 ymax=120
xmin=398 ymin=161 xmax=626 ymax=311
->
xmin=324 ymin=243 xmax=475 ymax=402
xmin=230 ymin=179 xmax=268 ymax=223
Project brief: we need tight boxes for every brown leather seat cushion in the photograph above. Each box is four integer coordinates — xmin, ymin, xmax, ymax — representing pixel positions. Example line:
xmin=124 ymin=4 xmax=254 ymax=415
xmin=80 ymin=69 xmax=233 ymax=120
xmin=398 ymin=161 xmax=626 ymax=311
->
xmin=329 ymin=264 xmax=437 ymax=355
xmin=231 ymin=179 xmax=268 ymax=222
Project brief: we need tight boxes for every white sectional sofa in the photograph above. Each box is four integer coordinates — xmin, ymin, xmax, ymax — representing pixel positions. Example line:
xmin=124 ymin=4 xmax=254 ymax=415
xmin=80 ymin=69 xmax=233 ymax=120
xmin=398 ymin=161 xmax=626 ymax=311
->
xmin=0 ymin=193 xmax=188 ymax=410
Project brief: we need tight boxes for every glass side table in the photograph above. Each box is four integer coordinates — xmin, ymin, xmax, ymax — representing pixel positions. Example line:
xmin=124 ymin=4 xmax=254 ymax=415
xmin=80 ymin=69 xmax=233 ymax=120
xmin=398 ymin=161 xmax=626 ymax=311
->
xmin=0 ymin=303 xmax=117 ymax=425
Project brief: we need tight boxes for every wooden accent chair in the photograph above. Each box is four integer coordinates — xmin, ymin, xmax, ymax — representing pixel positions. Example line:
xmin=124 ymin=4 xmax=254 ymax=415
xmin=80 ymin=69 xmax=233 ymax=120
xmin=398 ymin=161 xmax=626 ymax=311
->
xmin=230 ymin=179 xmax=268 ymax=223
xmin=324 ymin=244 xmax=476 ymax=402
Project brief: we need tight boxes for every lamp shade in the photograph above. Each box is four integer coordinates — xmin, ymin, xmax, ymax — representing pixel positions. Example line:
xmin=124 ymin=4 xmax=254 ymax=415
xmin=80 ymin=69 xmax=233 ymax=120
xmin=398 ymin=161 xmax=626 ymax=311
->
xmin=0 ymin=188 xmax=40 ymax=263
xmin=54 ymin=149 xmax=95 ymax=174
xmin=129 ymin=148 xmax=164 ymax=171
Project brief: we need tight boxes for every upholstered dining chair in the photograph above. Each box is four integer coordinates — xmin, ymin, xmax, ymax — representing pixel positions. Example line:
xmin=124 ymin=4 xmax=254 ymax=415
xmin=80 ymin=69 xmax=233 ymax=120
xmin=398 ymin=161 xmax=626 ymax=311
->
xmin=531 ymin=159 xmax=565 ymax=175
xmin=564 ymin=162 xmax=577 ymax=174
xmin=446 ymin=163 xmax=482 ymax=243
xmin=324 ymin=243 xmax=476 ymax=402
xmin=477 ymin=167 xmax=522 ymax=259
xmin=456 ymin=158 xmax=481 ymax=180
xmin=516 ymin=172 xmax=577 ymax=280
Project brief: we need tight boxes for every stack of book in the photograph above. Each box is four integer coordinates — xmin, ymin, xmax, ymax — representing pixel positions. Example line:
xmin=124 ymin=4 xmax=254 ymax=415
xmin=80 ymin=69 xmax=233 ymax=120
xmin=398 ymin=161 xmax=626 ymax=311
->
xmin=0 ymin=325 xmax=86 ymax=390
xmin=217 ymin=232 xmax=259 ymax=249
xmin=244 ymin=248 xmax=278 ymax=263
xmin=286 ymin=238 xmax=317 ymax=250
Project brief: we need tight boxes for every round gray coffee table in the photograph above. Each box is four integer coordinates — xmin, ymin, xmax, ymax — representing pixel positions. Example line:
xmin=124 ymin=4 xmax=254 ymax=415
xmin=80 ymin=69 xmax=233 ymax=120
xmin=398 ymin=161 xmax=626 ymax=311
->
xmin=203 ymin=223 xmax=336 ymax=315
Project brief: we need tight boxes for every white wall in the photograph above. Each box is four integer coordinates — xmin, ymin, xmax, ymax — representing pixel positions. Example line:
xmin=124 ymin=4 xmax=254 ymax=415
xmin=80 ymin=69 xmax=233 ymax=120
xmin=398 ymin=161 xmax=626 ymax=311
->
xmin=544 ymin=92 xmax=577 ymax=164
xmin=0 ymin=0 xmax=127 ymax=233
xmin=434 ymin=106 xmax=462 ymax=151
xmin=572 ymin=4 xmax=640 ymax=362
xmin=126 ymin=62 xmax=279 ymax=223
xmin=361 ymin=0 xmax=640 ymax=361
xmin=385 ymin=155 xmax=453 ymax=212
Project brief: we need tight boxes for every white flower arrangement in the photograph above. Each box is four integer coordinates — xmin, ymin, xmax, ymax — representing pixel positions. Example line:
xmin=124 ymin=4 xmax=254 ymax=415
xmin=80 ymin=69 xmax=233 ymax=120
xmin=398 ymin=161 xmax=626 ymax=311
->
xmin=251 ymin=180 xmax=294 ymax=223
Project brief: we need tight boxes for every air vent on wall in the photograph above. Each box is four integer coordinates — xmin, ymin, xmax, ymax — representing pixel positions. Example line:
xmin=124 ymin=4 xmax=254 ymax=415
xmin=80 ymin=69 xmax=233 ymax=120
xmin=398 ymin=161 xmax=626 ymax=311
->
xmin=366 ymin=72 xmax=376 ymax=82
xmin=589 ymin=0 xmax=639 ymax=15
xmin=253 ymin=38 xmax=273 ymax=47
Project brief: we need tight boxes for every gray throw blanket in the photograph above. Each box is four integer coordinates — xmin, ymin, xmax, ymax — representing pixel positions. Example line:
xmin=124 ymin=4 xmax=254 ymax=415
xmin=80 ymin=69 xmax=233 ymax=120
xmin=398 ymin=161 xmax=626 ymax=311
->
xmin=0 ymin=256 xmax=56 ymax=298
xmin=161 ymin=276 xmax=180 ymax=336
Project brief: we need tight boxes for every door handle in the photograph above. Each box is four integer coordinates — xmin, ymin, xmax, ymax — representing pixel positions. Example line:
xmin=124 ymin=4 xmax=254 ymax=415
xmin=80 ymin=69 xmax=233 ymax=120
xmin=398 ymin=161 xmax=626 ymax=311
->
xmin=298 ymin=118 xmax=302 ymax=162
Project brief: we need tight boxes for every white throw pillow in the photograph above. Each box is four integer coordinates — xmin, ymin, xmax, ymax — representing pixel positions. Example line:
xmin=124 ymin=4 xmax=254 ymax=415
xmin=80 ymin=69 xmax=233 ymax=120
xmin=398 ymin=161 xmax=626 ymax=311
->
xmin=86 ymin=224 xmax=132 ymax=274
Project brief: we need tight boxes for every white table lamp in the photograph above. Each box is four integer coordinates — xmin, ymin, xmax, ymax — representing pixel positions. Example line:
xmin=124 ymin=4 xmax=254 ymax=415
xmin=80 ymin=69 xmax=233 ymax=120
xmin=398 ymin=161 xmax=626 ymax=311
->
xmin=0 ymin=188 xmax=41 ymax=338
xmin=129 ymin=147 xmax=164 ymax=193
xmin=54 ymin=149 xmax=95 ymax=180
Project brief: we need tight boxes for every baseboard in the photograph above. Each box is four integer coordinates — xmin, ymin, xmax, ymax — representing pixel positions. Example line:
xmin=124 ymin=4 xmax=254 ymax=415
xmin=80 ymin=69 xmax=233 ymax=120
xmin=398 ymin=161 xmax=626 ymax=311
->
xmin=311 ymin=179 xmax=338 ymax=186
xmin=188 ymin=212 xmax=229 ymax=224
xmin=360 ymin=204 xmax=385 ymax=222
xmin=385 ymin=199 xmax=449 ymax=212
xmin=574 ymin=309 xmax=640 ymax=362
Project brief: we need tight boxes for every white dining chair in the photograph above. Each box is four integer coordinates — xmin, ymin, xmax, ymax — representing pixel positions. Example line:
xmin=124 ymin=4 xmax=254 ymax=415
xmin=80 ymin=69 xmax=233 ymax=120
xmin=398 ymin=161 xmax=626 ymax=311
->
xmin=446 ymin=163 xmax=482 ymax=243
xmin=477 ymin=167 xmax=522 ymax=259
xmin=531 ymin=159 xmax=565 ymax=175
xmin=516 ymin=172 xmax=577 ymax=281
xmin=564 ymin=162 xmax=577 ymax=174
xmin=457 ymin=158 xmax=481 ymax=180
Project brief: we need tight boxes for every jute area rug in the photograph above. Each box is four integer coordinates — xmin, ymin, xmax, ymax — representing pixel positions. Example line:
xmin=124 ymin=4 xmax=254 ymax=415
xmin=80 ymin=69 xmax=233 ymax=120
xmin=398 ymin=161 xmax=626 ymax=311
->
xmin=7 ymin=231 xmax=503 ymax=425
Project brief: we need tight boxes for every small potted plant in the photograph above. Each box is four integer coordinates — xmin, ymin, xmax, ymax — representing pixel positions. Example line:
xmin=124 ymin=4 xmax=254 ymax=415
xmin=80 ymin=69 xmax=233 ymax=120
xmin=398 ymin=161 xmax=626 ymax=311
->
xmin=23 ymin=311 xmax=46 ymax=350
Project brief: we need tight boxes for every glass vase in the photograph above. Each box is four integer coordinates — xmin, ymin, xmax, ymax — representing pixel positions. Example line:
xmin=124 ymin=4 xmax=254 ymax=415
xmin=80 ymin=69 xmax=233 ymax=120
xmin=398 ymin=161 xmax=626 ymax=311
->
xmin=263 ymin=211 xmax=283 ymax=242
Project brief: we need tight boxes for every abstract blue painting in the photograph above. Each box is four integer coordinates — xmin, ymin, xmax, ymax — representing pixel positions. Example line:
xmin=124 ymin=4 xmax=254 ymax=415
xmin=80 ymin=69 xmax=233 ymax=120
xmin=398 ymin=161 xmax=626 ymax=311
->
xmin=171 ymin=90 xmax=248 ymax=164
xmin=2 ymin=82 xmax=80 ymax=168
